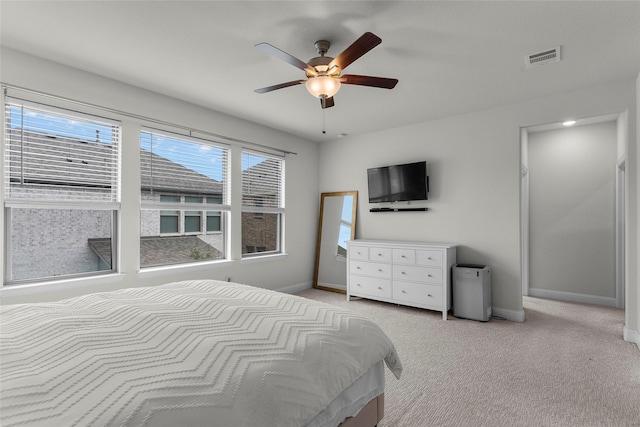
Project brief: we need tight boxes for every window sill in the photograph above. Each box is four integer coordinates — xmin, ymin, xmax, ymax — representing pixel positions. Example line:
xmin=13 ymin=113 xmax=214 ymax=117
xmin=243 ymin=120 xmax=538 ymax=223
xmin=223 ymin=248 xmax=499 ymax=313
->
xmin=1 ymin=273 xmax=125 ymax=299
xmin=138 ymin=258 xmax=234 ymax=278
xmin=240 ymin=252 xmax=288 ymax=264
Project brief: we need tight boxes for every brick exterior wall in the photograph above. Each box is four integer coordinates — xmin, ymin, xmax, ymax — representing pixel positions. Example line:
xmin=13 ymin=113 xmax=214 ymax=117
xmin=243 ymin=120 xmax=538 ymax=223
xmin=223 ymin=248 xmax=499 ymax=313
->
xmin=10 ymin=208 xmax=113 ymax=281
xmin=241 ymin=212 xmax=278 ymax=253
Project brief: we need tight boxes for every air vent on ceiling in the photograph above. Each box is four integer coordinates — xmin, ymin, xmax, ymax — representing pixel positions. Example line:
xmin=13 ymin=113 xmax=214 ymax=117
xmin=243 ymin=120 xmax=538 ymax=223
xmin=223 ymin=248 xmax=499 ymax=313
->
xmin=525 ymin=46 xmax=561 ymax=68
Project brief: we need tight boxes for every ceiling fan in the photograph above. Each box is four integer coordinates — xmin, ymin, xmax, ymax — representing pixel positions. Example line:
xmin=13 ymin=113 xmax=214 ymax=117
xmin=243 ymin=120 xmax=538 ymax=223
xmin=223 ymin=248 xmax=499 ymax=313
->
xmin=254 ymin=32 xmax=398 ymax=109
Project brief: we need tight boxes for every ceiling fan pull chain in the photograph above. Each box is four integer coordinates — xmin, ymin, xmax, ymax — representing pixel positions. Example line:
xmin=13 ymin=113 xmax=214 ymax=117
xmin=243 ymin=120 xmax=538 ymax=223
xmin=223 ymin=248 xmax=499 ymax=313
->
xmin=322 ymin=107 xmax=326 ymax=135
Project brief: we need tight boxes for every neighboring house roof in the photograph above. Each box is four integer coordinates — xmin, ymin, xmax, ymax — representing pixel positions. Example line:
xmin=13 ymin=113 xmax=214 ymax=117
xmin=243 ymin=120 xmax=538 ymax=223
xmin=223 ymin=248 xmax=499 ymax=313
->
xmin=241 ymin=157 xmax=280 ymax=204
xmin=7 ymin=128 xmax=116 ymax=190
xmin=140 ymin=149 xmax=223 ymax=196
xmin=89 ymin=236 xmax=223 ymax=267
xmin=7 ymin=129 xmax=223 ymax=197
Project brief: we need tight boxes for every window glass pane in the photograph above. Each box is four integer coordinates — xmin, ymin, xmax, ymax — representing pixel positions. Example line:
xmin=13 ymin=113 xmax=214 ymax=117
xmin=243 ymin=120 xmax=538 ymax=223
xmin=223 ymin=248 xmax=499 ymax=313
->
xmin=160 ymin=214 xmax=179 ymax=233
xmin=160 ymin=195 xmax=180 ymax=203
xmin=206 ymin=212 xmax=221 ymax=232
xmin=140 ymin=131 xmax=228 ymax=268
xmin=185 ymin=196 xmax=202 ymax=204
xmin=140 ymin=210 xmax=225 ymax=268
xmin=242 ymin=152 xmax=283 ymax=208
xmin=184 ymin=213 xmax=201 ymax=233
xmin=241 ymin=212 xmax=279 ymax=255
xmin=5 ymin=101 xmax=120 ymax=203
xmin=8 ymin=207 xmax=115 ymax=281
xmin=141 ymin=132 xmax=227 ymax=201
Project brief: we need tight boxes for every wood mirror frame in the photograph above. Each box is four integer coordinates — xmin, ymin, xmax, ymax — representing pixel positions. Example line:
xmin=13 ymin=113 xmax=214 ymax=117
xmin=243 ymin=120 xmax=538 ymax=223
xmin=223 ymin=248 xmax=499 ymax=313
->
xmin=313 ymin=191 xmax=358 ymax=293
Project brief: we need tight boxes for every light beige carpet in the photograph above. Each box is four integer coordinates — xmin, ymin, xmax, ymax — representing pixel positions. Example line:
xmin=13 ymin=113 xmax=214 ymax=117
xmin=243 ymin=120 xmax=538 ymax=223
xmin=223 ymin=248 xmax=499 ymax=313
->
xmin=296 ymin=290 xmax=640 ymax=427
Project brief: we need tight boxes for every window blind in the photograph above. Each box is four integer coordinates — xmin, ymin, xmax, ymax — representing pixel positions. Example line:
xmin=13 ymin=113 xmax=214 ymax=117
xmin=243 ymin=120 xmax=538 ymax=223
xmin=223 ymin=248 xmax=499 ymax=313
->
xmin=140 ymin=130 xmax=228 ymax=204
xmin=241 ymin=150 xmax=284 ymax=210
xmin=4 ymin=100 xmax=121 ymax=203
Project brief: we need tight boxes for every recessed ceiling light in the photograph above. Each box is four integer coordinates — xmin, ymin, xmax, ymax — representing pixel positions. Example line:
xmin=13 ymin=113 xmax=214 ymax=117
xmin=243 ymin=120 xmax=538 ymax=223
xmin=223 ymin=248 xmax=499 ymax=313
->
xmin=562 ymin=120 xmax=576 ymax=126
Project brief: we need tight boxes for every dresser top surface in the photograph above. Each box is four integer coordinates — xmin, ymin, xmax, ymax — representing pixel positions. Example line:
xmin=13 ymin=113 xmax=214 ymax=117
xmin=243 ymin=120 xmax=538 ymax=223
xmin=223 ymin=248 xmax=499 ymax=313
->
xmin=347 ymin=239 xmax=457 ymax=249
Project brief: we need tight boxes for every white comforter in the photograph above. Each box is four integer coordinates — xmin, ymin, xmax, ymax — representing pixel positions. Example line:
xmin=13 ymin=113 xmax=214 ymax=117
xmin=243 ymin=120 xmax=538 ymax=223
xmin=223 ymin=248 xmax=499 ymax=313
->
xmin=1 ymin=280 xmax=402 ymax=427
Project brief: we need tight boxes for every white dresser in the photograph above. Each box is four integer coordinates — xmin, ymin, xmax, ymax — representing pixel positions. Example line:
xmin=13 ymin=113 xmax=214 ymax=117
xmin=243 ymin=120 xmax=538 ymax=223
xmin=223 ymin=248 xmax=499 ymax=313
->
xmin=347 ymin=239 xmax=457 ymax=320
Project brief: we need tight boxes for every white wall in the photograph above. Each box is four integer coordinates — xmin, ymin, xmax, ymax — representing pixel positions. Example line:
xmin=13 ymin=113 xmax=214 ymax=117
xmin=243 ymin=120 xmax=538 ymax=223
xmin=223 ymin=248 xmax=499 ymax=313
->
xmin=319 ymin=80 xmax=637 ymax=324
xmin=528 ymin=122 xmax=616 ymax=302
xmin=0 ymin=48 xmax=320 ymax=304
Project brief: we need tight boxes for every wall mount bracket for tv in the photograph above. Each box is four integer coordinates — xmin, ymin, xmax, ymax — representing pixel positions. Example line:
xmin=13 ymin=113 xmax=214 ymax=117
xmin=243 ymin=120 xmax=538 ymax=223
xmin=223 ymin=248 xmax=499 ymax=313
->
xmin=370 ymin=207 xmax=428 ymax=212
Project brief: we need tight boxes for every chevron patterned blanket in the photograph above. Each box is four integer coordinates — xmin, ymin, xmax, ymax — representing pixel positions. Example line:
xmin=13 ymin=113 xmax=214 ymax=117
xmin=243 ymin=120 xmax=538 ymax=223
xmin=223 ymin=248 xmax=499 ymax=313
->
xmin=0 ymin=280 xmax=402 ymax=427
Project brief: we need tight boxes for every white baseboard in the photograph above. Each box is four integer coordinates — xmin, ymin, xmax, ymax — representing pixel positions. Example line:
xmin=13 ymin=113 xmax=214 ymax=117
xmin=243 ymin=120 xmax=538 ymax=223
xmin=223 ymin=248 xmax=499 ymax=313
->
xmin=528 ymin=287 xmax=618 ymax=308
xmin=276 ymin=282 xmax=312 ymax=295
xmin=623 ymin=326 xmax=640 ymax=351
xmin=492 ymin=306 xmax=526 ymax=323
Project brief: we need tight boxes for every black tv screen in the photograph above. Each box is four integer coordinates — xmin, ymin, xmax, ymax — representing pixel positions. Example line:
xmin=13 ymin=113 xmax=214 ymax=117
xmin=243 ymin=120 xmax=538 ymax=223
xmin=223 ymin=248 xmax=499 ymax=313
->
xmin=367 ymin=161 xmax=428 ymax=203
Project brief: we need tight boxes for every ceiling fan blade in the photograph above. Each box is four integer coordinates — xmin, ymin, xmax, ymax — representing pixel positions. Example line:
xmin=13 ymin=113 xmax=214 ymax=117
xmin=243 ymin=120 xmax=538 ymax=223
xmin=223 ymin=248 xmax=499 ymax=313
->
xmin=328 ymin=32 xmax=382 ymax=72
xmin=255 ymin=42 xmax=315 ymax=73
xmin=341 ymin=74 xmax=398 ymax=89
xmin=320 ymin=96 xmax=335 ymax=109
xmin=254 ymin=80 xmax=306 ymax=94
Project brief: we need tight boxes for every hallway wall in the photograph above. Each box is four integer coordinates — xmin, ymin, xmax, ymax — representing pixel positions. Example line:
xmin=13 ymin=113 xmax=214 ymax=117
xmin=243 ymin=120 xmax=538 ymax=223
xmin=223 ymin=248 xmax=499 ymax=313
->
xmin=528 ymin=121 xmax=617 ymax=304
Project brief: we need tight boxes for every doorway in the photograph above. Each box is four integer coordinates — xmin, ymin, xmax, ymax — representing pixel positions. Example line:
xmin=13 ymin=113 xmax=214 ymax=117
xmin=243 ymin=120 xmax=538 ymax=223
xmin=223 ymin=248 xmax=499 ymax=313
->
xmin=521 ymin=113 xmax=626 ymax=309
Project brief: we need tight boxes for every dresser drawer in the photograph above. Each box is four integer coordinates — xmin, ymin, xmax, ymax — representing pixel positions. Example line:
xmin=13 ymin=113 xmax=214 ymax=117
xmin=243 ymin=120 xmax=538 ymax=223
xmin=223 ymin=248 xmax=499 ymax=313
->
xmin=368 ymin=247 xmax=392 ymax=262
xmin=393 ymin=282 xmax=443 ymax=306
xmin=393 ymin=248 xmax=416 ymax=264
xmin=416 ymin=250 xmax=443 ymax=267
xmin=350 ymin=276 xmax=392 ymax=299
xmin=349 ymin=246 xmax=369 ymax=261
xmin=393 ymin=265 xmax=443 ymax=284
xmin=350 ymin=260 xmax=392 ymax=279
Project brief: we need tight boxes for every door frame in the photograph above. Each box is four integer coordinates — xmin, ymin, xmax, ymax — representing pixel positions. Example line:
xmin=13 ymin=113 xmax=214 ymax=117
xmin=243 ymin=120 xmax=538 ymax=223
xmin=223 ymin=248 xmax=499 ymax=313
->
xmin=520 ymin=112 xmax=626 ymax=309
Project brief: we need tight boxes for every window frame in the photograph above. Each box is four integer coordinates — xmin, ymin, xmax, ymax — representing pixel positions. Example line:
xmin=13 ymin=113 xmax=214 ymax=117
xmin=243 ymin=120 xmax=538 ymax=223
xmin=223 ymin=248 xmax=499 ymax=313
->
xmin=3 ymin=98 xmax=121 ymax=285
xmin=241 ymin=150 xmax=285 ymax=258
xmin=139 ymin=129 xmax=230 ymax=269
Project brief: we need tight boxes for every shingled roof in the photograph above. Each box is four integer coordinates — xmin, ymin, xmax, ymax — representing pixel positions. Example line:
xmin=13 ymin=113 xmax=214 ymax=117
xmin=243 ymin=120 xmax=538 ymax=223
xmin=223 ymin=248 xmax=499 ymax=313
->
xmin=7 ymin=128 xmax=223 ymax=197
xmin=89 ymin=236 xmax=223 ymax=267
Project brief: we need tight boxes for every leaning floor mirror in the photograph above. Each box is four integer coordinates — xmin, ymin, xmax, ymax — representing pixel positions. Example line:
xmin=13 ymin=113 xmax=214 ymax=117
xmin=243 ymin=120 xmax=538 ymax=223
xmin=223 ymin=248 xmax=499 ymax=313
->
xmin=313 ymin=191 xmax=358 ymax=293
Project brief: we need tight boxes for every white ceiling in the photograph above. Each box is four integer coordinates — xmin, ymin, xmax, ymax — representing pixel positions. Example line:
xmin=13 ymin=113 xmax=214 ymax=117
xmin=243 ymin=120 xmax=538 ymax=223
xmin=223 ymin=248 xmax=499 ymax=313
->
xmin=1 ymin=1 xmax=639 ymax=143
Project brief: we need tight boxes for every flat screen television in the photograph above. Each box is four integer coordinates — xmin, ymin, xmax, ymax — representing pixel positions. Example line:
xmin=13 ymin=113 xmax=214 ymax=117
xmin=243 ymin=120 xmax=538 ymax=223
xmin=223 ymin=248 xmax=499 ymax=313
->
xmin=367 ymin=161 xmax=428 ymax=203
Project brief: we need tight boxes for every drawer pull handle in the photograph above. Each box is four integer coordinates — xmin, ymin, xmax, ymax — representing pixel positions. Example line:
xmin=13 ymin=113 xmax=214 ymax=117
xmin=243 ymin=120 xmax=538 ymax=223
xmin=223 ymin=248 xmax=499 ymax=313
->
xmin=401 ymin=271 xmax=406 ymax=275
xmin=378 ymin=253 xmax=383 ymax=257
xmin=401 ymin=255 xmax=406 ymax=258
xmin=427 ymin=294 xmax=432 ymax=297
xmin=378 ymin=269 xmax=383 ymax=272
xmin=357 ymin=284 xmax=362 ymax=287
xmin=428 ymin=257 xmax=432 ymax=260
xmin=357 ymin=266 xmax=361 ymax=269
xmin=401 ymin=290 xmax=406 ymax=294
xmin=378 ymin=286 xmax=383 ymax=290
xmin=428 ymin=274 xmax=433 ymax=277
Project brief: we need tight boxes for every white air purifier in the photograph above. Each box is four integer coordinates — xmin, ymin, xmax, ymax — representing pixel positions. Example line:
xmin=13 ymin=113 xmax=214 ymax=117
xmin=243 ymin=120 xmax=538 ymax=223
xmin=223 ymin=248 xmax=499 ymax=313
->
xmin=452 ymin=264 xmax=492 ymax=322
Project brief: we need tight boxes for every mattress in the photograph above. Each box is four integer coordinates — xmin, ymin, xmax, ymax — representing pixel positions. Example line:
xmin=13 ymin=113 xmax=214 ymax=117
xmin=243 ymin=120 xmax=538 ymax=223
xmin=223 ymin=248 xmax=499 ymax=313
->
xmin=0 ymin=280 xmax=402 ymax=427
xmin=307 ymin=361 xmax=384 ymax=427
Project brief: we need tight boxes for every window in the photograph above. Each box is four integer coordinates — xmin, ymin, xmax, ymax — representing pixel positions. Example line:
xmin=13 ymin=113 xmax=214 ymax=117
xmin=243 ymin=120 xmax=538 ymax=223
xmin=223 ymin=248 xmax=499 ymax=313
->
xmin=241 ymin=150 xmax=284 ymax=256
xmin=3 ymin=99 xmax=120 ymax=283
xmin=140 ymin=130 xmax=229 ymax=268
xmin=157 ymin=194 xmax=221 ymax=235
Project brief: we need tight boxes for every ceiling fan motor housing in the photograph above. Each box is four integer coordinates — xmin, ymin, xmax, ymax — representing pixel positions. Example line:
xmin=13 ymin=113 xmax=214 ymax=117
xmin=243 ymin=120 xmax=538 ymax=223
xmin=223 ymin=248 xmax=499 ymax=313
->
xmin=307 ymin=56 xmax=338 ymax=77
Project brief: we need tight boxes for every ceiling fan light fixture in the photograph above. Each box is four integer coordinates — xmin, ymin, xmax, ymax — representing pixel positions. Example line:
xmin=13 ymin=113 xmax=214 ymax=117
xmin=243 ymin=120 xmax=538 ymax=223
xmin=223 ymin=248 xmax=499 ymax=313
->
xmin=305 ymin=76 xmax=341 ymax=98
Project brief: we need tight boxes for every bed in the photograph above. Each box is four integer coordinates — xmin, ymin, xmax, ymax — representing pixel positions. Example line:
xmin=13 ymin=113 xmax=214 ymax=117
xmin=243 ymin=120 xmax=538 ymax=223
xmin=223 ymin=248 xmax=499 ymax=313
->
xmin=0 ymin=280 xmax=402 ymax=427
